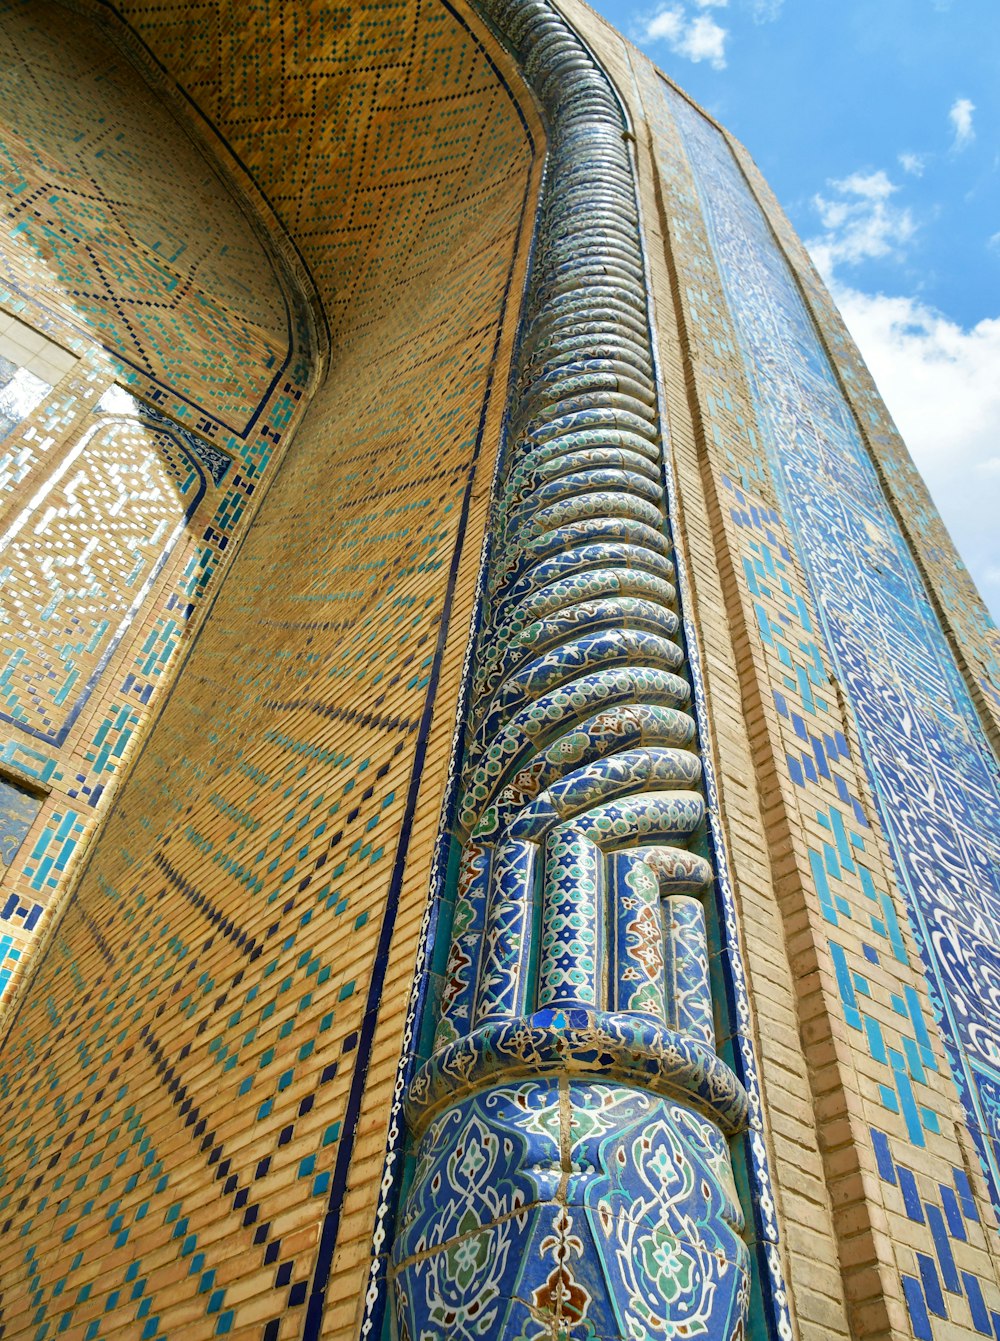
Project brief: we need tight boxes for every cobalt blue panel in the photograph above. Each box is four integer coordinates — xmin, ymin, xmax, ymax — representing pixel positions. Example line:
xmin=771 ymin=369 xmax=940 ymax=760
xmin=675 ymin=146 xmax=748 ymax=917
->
xmin=659 ymin=77 xmax=1000 ymax=1208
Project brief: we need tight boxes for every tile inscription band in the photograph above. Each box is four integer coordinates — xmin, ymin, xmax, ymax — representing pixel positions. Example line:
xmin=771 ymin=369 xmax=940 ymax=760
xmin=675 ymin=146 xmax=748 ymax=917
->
xmin=390 ymin=3 xmax=752 ymax=1337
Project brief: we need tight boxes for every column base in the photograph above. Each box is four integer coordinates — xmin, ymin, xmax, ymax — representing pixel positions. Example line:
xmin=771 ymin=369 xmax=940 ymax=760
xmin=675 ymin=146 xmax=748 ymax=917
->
xmin=391 ymin=1078 xmax=750 ymax=1341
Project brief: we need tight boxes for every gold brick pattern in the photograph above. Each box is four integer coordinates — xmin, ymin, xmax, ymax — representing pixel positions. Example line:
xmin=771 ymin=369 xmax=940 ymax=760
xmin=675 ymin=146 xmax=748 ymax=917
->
xmin=0 ymin=0 xmax=541 ymax=1337
xmin=0 ymin=2 xmax=290 ymax=430
xmin=8 ymin=1 xmax=997 ymax=1338
xmin=98 ymin=0 xmax=530 ymax=350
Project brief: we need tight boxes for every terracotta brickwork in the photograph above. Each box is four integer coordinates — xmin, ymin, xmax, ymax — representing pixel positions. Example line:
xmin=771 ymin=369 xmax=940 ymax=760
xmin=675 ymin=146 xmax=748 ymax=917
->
xmin=0 ymin=0 xmax=541 ymax=1337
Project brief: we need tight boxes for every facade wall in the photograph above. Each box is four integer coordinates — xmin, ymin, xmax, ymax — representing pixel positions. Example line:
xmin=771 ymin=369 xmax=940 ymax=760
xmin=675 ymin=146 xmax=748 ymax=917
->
xmin=0 ymin=1 xmax=998 ymax=1339
xmin=556 ymin=4 xmax=1000 ymax=1339
xmin=0 ymin=1 xmax=542 ymax=1338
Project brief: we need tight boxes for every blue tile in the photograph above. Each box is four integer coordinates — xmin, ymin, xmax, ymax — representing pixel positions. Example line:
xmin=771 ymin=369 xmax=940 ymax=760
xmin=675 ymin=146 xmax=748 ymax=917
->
xmin=897 ymin=1167 xmax=924 ymax=1222
xmin=828 ymin=940 xmax=860 ymax=1020
xmin=811 ymin=737 xmax=831 ymax=780
xmin=962 ymin=1272 xmax=992 ymax=1335
xmin=864 ymin=1016 xmax=887 ymax=1064
xmin=917 ymin=1253 xmax=946 ymax=1319
xmin=939 ymin=1185 xmax=966 ymax=1240
xmin=879 ymin=1082 xmax=900 ymax=1113
xmin=893 ymin=1064 xmax=926 ymax=1146
xmin=925 ymin=1203 xmax=960 ymax=1292
xmin=902 ymin=1275 xmax=934 ymax=1341
xmin=870 ymin=1129 xmax=895 ymax=1184
xmin=953 ymin=1168 xmax=978 ymax=1221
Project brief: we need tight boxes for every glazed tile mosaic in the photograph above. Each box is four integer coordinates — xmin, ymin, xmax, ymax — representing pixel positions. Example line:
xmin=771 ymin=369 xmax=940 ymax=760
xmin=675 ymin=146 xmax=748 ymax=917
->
xmin=0 ymin=390 xmax=209 ymax=744
xmin=636 ymin=55 xmax=1000 ymax=1340
xmin=374 ymin=3 xmax=790 ymax=1338
xmin=724 ymin=150 xmax=1000 ymax=755
xmin=0 ymin=0 xmax=314 ymax=1038
xmin=98 ymin=0 xmax=528 ymax=350
xmin=0 ymin=2 xmax=292 ymax=434
xmin=0 ymin=0 xmax=998 ymax=1337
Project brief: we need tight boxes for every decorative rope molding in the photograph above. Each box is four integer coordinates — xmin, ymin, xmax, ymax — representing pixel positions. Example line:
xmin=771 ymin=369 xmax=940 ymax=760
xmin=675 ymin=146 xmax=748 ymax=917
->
xmin=387 ymin=2 xmax=753 ymax=1337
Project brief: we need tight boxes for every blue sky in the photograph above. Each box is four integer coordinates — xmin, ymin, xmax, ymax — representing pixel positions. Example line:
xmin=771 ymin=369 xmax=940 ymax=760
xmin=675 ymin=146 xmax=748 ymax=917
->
xmin=585 ymin=0 xmax=1000 ymax=621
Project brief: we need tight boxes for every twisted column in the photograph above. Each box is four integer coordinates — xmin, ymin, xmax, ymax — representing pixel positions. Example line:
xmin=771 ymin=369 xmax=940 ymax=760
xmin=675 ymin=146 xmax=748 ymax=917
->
xmin=391 ymin=3 xmax=751 ymax=1336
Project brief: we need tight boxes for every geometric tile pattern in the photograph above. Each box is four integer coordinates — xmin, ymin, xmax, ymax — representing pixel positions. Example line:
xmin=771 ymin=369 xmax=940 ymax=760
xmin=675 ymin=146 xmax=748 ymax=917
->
xmin=0 ymin=0 xmax=291 ymax=433
xmin=0 ymin=2 xmax=993 ymax=1340
xmin=0 ymin=0 xmax=313 ymax=1030
xmin=669 ymin=82 xmax=1000 ymax=1209
xmin=873 ymin=1128 xmax=1000 ymax=1341
xmin=0 ymin=397 xmax=207 ymax=744
xmin=0 ymin=3 xmax=538 ymax=1339
xmin=0 ymin=284 xmax=305 ymax=999
xmin=98 ymin=0 xmax=532 ymax=360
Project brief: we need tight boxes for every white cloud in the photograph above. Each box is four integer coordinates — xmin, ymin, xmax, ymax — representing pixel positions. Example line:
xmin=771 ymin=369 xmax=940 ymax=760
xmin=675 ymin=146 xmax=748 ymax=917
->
xmin=828 ymin=283 xmax=1000 ymax=620
xmin=898 ymin=151 xmax=925 ymax=177
xmin=808 ymin=170 xmax=916 ymax=277
xmin=832 ymin=169 xmax=897 ymax=200
xmin=645 ymin=6 xmax=684 ymax=40
xmin=638 ymin=4 xmax=729 ymax=68
xmin=681 ymin=13 xmax=728 ymax=64
xmin=949 ymin=97 xmax=975 ymax=148
xmin=806 ymin=161 xmax=1000 ymax=617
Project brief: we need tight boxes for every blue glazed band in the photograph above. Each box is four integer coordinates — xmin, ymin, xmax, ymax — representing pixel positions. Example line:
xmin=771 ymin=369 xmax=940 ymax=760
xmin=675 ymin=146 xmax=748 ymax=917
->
xmin=405 ymin=1009 xmax=750 ymax=1136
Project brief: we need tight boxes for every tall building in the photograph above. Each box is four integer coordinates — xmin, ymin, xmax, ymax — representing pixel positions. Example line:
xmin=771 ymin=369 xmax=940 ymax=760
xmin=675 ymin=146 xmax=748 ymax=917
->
xmin=0 ymin=0 xmax=998 ymax=1336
